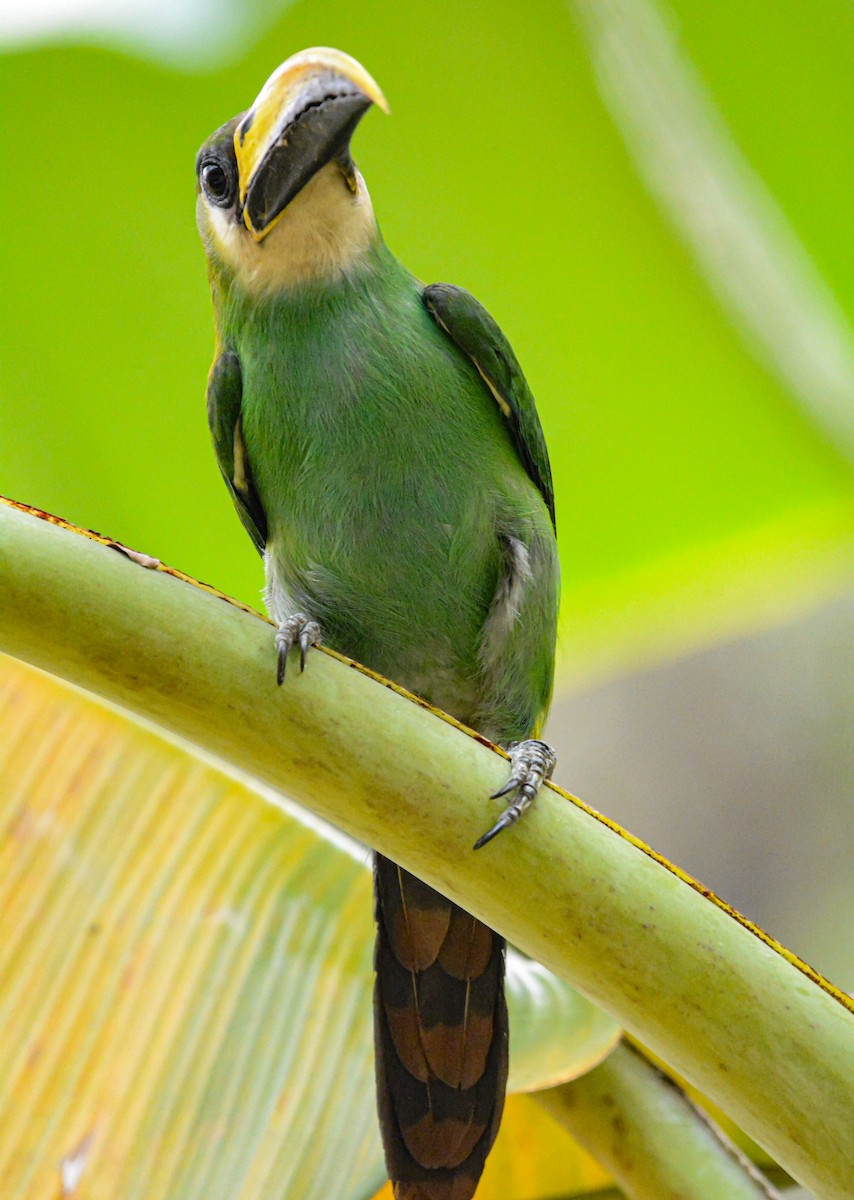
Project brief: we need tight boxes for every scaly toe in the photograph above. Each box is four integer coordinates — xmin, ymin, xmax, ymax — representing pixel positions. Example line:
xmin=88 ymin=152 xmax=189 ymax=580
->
xmin=475 ymin=739 xmax=556 ymax=850
xmin=299 ymin=621 xmax=321 ymax=671
xmin=275 ymin=614 xmax=322 ymax=685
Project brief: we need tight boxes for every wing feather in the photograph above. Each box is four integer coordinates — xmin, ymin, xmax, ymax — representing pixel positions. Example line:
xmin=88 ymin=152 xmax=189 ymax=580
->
xmin=423 ymin=284 xmax=555 ymax=529
xmin=206 ymin=351 xmax=268 ymax=554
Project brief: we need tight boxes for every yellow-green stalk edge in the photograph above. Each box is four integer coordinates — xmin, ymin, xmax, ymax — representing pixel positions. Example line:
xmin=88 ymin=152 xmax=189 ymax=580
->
xmin=1 ymin=497 xmax=852 ymax=1197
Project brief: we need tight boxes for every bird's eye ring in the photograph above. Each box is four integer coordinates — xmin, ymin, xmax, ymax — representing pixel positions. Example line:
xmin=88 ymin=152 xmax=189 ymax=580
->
xmin=201 ymin=159 xmax=234 ymax=206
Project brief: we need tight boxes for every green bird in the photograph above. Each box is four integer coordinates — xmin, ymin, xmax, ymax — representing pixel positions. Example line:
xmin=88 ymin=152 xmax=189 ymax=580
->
xmin=196 ymin=48 xmax=559 ymax=1200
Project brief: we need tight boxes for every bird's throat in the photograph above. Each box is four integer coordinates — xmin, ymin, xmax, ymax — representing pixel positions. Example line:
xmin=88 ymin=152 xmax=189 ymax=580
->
xmin=205 ymin=161 xmax=379 ymax=297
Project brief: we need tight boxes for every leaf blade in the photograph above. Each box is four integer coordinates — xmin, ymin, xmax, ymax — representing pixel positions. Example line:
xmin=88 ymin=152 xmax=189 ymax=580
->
xmin=0 ymin=654 xmax=615 ymax=1199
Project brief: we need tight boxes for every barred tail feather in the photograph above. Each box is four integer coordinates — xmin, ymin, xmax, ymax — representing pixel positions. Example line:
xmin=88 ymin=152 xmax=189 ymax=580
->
xmin=374 ymin=853 xmax=508 ymax=1200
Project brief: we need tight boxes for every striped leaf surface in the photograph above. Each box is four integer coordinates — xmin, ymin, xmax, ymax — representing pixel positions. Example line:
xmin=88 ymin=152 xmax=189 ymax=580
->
xmin=0 ymin=656 xmax=619 ymax=1200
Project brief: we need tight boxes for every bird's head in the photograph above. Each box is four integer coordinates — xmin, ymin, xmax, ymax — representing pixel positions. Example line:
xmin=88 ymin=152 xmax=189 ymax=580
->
xmin=196 ymin=47 xmax=388 ymax=296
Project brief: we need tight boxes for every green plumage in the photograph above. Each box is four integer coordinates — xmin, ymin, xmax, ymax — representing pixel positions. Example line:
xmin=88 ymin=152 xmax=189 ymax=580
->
xmin=199 ymin=70 xmax=559 ymax=1197
xmin=208 ymin=239 xmax=558 ymax=741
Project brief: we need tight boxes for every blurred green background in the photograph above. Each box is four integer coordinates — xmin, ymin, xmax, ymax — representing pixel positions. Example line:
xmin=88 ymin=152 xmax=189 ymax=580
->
xmin=2 ymin=0 xmax=853 ymax=986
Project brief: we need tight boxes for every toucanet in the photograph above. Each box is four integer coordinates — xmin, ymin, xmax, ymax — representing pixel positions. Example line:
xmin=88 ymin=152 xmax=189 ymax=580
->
xmin=196 ymin=47 xmax=560 ymax=1200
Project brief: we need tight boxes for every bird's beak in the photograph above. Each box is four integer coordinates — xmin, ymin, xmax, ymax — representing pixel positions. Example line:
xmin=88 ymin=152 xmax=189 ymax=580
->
xmin=234 ymin=47 xmax=389 ymax=242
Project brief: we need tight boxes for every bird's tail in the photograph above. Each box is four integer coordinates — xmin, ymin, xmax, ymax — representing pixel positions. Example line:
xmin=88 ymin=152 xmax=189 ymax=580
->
xmin=373 ymin=852 xmax=508 ymax=1200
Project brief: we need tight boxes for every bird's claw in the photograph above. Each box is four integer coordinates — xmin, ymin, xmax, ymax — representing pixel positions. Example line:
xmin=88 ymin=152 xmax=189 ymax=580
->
xmin=275 ymin=614 xmax=322 ymax=685
xmin=474 ymin=739 xmax=556 ymax=850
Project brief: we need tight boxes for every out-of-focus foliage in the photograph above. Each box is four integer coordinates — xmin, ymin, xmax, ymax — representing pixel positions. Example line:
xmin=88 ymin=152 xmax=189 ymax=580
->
xmin=2 ymin=3 xmax=852 ymax=1194
xmin=0 ymin=654 xmax=618 ymax=1200
xmin=2 ymin=0 xmax=852 ymax=689
xmin=3 ymin=502 xmax=850 ymax=1196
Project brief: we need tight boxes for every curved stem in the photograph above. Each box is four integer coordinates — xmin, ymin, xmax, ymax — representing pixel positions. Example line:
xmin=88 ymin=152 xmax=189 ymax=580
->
xmin=1 ymin=497 xmax=853 ymax=1197
xmin=537 ymin=1041 xmax=780 ymax=1199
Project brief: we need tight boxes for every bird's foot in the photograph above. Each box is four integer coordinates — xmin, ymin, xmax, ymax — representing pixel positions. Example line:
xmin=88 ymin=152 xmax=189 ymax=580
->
xmin=275 ymin=614 xmax=322 ymax=685
xmin=474 ymin=739 xmax=556 ymax=850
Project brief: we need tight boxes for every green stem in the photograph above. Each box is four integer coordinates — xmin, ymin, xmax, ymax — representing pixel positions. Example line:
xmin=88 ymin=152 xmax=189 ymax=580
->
xmin=537 ymin=1041 xmax=780 ymax=1199
xmin=1 ymin=498 xmax=852 ymax=1197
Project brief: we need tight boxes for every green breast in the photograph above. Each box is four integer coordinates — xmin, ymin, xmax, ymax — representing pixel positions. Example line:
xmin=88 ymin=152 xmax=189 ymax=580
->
xmin=220 ymin=243 xmax=538 ymax=712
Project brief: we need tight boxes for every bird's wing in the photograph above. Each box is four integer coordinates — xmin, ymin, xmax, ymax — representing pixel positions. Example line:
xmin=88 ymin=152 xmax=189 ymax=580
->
xmin=423 ymin=283 xmax=555 ymax=530
xmin=206 ymin=351 xmax=268 ymax=554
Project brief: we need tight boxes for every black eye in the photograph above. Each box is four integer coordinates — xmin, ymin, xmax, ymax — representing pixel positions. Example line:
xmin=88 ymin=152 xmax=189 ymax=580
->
xmin=201 ymin=160 xmax=234 ymax=206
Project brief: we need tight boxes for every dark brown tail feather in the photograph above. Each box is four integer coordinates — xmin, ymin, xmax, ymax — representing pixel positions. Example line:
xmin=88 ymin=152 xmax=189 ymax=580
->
xmin=374 ymin=853 xmax=508 ymax=1200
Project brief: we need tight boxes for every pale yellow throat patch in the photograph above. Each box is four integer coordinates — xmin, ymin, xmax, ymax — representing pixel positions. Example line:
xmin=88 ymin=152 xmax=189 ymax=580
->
xmin=204 ymin=161 xmax=378 ymax=296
